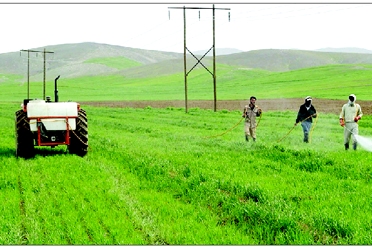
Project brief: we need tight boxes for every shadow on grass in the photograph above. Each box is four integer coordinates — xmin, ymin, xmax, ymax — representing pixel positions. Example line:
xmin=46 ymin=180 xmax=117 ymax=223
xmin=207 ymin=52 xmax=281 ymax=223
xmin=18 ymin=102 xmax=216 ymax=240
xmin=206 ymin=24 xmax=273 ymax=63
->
xmin=34 ymin=147 xmax=68 ymax=157
xmin=0 ymin=146 xmax=69 ymax=159
xmin=0 ymin=147 xmax=16 ymax=157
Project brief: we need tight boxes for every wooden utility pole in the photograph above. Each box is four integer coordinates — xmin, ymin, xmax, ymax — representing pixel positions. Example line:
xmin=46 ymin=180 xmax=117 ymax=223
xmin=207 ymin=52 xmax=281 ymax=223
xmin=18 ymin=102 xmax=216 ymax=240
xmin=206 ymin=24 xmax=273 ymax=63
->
xmin=183 ymin=6 xmax=188 ymax=113
xmin=20 ymin=48 xmax=54 ymax=100
xmin=168 ymin=5 xmax=230 ymax=112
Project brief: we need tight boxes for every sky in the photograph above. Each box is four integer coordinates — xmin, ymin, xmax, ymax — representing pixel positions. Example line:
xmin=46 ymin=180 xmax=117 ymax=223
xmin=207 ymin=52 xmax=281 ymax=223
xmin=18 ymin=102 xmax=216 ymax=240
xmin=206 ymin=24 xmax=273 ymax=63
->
xmin=1 ymin=1 xmax=372 ymax=54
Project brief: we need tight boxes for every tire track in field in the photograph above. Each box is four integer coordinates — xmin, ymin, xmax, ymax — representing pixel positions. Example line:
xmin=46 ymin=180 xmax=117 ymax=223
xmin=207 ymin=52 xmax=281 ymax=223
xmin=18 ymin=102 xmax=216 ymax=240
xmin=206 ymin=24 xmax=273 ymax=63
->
xmin=79 ymin=215 xmax=94 ymax=243
xmin=100 ymin=162 xmax=169 ymax=245
xmin=66 ymin=192 xmax=94 ymax=243
xmin=49 ymin=191 xmax=73 ymax=245
xmin=17 ymin=175 xmax=28 ymax=244
xmin=31 ymin=168 xmax=73 ymax=245
xmin=67 ymin=180 xmax=115 ymax=244
xmin=64 ymin=160 xmax=168 ymax=244
xmin=98 ymin=219 xmax=117 ymax=244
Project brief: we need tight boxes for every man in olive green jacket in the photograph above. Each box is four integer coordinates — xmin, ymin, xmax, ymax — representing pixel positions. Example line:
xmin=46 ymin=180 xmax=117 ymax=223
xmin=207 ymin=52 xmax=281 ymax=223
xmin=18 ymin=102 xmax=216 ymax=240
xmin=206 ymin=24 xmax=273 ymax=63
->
xmin=242 ymin=96 xmax=262 ymax=142
xmin=339 ymin=94 xmax=363 ymax=150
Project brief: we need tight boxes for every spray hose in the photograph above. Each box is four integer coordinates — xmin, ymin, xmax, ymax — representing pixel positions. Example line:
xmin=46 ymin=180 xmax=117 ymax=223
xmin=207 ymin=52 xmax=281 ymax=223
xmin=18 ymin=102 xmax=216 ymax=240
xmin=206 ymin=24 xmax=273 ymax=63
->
xmin=203 ymin=113 xmax=263 ymax=139
xmin=309 ymin=114 xmax=319 ymax=143
xmin=203 ymin=117 xmax=244 ymax=139
xmin=277 ymin=113 xmax=318 ymax=143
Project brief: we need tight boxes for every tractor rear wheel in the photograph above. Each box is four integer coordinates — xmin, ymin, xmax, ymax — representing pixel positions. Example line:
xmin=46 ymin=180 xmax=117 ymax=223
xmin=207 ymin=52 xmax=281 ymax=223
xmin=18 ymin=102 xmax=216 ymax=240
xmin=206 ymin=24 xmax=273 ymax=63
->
xmin=69 ymin=109 xmax=88 ymax=156
xmin=15 ymin=110 xmax=35 ymax=158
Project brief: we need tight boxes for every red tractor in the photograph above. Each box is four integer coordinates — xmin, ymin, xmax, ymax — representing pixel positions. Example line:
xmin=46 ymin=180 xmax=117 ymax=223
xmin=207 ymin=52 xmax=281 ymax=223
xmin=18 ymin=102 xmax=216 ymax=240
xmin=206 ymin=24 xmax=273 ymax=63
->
xmin=15 ymin=75 xmax=88 ymax=158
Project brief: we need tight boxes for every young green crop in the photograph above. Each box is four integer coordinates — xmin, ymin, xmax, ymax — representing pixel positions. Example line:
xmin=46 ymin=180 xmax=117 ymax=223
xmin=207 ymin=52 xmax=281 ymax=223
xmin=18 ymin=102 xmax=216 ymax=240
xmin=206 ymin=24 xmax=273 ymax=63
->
xmin=2 ymin=102 xmax=372 ymax=244
xmin=1 ymin=64 xmax=372 ymax=102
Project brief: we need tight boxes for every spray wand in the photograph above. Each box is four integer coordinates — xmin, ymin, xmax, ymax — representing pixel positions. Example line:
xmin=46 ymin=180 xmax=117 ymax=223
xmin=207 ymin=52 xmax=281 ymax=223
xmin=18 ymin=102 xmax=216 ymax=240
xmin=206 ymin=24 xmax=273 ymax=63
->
xmin=277 ymin=114 xmax=317 ymax=143
xmin=203 ymin=111 xmax=263 ymax=139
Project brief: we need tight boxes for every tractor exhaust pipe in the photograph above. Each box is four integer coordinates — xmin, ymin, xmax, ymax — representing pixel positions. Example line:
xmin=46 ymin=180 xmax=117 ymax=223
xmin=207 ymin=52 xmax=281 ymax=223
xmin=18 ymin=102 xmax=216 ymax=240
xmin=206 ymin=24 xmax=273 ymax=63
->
xmin=54 ymin=75 xmax=60 ymax=102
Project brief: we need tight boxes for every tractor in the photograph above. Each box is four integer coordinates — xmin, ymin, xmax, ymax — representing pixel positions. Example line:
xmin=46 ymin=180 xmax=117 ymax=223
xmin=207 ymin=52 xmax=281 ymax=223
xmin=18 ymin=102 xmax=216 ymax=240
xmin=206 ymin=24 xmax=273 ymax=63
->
xmin=15 ymin=75 xmax=88 ymax=158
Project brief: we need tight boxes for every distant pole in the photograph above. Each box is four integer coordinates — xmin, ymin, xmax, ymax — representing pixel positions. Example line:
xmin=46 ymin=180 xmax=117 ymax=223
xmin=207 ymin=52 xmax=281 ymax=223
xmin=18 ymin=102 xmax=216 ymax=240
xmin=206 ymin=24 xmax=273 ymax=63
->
xmin=183 ymin=6 xmax=188 ymax=113
xmin=43 ymin=48 xmax=46 ymax=100
xmin=27 ymin=50 xmax=30 ymax=99
xmin=168 ymin=5 xmax=230 ymax=112
xmin=20 ymin=48 xmax=54 ymax=100
xmin=42 ymin=48 xmax=54 ymax=100
xmin=212 ymin=4 xmax=217 ymax=112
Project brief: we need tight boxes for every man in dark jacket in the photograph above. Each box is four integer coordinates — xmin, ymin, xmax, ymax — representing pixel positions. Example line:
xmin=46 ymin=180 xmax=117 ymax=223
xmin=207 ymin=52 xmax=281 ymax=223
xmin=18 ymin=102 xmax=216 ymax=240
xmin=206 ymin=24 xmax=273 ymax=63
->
xmin=295 ymin=96 xmax=317 ymax=143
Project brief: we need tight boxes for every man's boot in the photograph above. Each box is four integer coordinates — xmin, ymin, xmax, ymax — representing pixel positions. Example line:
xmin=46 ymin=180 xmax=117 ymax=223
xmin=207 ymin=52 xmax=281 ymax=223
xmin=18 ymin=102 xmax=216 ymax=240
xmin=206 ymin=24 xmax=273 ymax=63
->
xmin=253 ymin=138 xmax=256 ymax=142
xmin=304 ymin=133 xmax=309 ymax=143
xmin=345 ymin=143 xmax=349 ymax=150
xmin=245 ymin=135 xmax=249 ymax=142
xmin=353 ymin=143 xmax=357 ymax=150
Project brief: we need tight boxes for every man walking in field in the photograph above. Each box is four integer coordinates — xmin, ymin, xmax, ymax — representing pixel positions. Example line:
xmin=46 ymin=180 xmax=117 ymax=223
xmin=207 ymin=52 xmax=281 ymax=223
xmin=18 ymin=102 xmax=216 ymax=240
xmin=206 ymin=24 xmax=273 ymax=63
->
xmin=295 ymin=96 xmax=317 ymax=143
xmin=242 ymin=96 xmax=262 ymax=142
xmin=339 ymin=94 xmax=363 ymax=150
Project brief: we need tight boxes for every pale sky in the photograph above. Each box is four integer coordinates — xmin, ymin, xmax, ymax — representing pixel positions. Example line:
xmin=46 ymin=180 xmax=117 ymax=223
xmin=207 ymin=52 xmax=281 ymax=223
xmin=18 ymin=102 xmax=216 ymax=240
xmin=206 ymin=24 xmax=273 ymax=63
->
xmin=1 ymin=1 xmax=372 ymax=54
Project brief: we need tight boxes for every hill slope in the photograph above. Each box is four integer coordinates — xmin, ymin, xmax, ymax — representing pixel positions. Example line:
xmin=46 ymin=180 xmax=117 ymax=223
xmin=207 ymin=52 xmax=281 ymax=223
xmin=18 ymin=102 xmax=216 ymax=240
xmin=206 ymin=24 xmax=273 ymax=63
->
xmin=2 ymin=42 xmax=372 ymax=80
xmin=216 ymin=49 xmax=372 ymax=71
xmin=0 ymin=42 xmax=184 ymax=80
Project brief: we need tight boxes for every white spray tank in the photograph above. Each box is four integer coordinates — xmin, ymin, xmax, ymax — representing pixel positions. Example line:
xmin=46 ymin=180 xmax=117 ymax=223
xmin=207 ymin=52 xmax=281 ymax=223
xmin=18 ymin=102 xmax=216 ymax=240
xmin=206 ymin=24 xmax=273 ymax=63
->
xmin=15 ymin=75 xmax=88 ymax=158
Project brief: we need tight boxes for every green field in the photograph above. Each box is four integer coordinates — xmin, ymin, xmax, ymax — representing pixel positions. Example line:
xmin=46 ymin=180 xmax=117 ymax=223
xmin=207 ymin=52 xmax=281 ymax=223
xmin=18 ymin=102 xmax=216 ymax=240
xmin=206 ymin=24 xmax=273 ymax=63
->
xmin=1 ymin=63 xmax=372 ymax=102
xmin=1 ymin=63 xmax=372 ymax=244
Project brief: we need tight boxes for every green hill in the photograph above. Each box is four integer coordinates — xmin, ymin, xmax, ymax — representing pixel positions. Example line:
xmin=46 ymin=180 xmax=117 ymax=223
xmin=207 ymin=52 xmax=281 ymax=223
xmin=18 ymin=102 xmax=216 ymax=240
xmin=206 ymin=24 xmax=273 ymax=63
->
xmin=216 ymin=49 xmax=372 ymax=71
xmin=3 ymin=42 xmax=372 ymax=81
xmin=1 ymin=63 xmax=372 ymax=103
xmin=0 ymin=42 xmax=184 ymax=80
xmin=2 ymin=42 xmax=372 ymax=103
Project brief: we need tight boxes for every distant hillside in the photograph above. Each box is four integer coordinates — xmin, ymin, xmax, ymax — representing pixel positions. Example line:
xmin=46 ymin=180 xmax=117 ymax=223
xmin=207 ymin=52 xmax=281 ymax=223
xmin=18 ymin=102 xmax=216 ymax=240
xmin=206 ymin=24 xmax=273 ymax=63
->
xmin=114 ymin=57 xmax=214 ymax=78
xmin=216 ymin=49 xmax=372 ymax=71
xmin=2 ymin=42 xmax=372 ymax=80
xmin=316 ymin=47 xmax=372 ymax=54
xmin=193 ymin=48 xmax=243 ymax=56
xmin=0 ymin=42 xmax=183 ymax=80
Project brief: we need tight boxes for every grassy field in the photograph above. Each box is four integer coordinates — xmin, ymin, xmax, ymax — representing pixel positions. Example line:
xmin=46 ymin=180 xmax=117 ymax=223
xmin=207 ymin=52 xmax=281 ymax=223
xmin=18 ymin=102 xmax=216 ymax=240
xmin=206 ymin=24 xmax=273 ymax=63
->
xmin=1 ymin=63 xmax=372 ymax=102
xmin=2 ymin=61 xmax=372 ymax=244
xmin=2 ymin=100 xmax=372 ymax=244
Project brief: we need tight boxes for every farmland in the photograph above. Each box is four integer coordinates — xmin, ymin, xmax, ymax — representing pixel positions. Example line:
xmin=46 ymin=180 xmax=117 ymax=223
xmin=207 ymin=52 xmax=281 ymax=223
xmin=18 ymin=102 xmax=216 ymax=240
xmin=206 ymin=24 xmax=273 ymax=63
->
xmin=2 ymin=100 xmax=372 ymax=244
xmin=2 ymin=46 xmax=372 ymax=244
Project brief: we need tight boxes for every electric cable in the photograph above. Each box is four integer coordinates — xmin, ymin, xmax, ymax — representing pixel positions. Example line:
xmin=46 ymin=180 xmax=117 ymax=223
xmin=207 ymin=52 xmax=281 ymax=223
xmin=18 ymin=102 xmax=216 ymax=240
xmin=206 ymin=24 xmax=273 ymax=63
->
xmin=309 ymin=113 xmax=319 ymax=143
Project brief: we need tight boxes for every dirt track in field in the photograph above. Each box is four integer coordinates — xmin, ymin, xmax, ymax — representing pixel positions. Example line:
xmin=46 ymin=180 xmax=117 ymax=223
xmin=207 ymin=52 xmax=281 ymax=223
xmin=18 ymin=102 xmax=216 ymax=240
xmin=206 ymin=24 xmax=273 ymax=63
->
xmin=81 ymin=98 xmax=372 ymax=115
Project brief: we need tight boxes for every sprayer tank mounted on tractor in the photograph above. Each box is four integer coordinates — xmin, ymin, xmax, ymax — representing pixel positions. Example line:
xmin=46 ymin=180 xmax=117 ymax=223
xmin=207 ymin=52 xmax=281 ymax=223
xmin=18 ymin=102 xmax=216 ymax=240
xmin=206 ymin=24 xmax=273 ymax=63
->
xmin=15 ymin=75 xmax=88 ymax=158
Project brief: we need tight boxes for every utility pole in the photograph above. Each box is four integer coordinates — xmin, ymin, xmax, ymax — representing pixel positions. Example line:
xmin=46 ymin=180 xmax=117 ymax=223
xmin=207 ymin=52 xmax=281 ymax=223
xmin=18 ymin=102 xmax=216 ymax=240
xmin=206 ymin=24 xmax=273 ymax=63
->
xmin=20 ymin=48 xmax=54 ymax=100
xmin=168 ymin=5 xmax=230 ymax=112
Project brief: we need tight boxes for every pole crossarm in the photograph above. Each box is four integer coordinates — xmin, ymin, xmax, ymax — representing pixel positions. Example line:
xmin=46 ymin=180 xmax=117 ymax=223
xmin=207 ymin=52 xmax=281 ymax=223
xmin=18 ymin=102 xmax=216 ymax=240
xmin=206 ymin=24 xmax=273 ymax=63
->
xmin=20 ymin=49 xmax=53 ymax=53
xmin=168 ymin=7 xmax=230 ymax=10
xmin=186 ymin=46 xmax=213 ymax=76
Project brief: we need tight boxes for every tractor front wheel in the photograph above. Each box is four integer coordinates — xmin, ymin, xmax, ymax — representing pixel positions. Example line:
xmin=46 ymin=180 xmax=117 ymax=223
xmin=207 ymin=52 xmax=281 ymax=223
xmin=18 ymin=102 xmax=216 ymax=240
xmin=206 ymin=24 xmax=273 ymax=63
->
xmin=15 ymin=110 xmax=35 ymax=158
